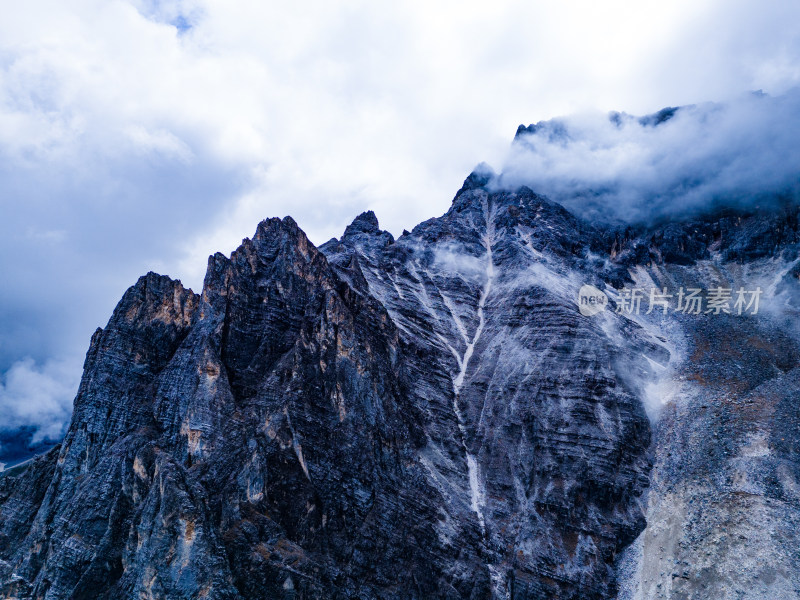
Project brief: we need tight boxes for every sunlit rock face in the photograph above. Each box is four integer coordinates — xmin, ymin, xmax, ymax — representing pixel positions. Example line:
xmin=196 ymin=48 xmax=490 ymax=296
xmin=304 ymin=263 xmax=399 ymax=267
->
xmin=1 ymin=165 xmax=799 ymax=599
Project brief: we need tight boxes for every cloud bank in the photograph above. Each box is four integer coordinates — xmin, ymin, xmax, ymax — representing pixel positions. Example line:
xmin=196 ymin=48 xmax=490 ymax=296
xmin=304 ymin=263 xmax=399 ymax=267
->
xmin=496 ymin=90 xmax=800 ymax=223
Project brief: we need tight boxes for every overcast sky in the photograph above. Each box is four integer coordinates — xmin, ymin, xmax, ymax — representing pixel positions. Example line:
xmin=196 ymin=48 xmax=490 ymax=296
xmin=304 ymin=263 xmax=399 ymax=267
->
xmin=1 ymin=0 xmax=800 ymax=444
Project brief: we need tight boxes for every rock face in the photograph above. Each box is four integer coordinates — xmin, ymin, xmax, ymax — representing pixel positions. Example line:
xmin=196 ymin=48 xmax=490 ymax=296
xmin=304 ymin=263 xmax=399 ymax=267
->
xmin=1 ymin=165 xmax=799 ymax=599
xmin=612 ymin=206 xmax=800 ymax=600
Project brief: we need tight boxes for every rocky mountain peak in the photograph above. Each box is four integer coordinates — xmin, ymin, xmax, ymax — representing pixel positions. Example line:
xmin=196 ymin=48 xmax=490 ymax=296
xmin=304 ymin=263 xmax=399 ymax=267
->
xmin=460 ymin=162 xmax=496 ymax=191
xmin=320 ymin=210 xmax=395 ymax=260
xmin=249 ymin=215 xmax=315 ymax=262
xmin=343 ymin=209 xmax=380 ymax=236
xmin=121 ymin=271 xmax=198 ymax=328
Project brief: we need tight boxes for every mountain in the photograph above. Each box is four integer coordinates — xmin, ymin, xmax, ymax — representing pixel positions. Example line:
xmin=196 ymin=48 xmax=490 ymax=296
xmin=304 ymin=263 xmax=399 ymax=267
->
xmin=1 ymin=146 xmax=799 ymax=598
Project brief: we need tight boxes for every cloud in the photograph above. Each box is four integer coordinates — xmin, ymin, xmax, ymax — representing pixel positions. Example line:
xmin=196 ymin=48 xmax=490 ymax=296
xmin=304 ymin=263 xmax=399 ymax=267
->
xmin=0 ymin=357 xmax=81 ymax=442
xmin=432 ymin=244 xmax=486 ymax=278
xmin=495 ymin=90 xmax=800 ymax=223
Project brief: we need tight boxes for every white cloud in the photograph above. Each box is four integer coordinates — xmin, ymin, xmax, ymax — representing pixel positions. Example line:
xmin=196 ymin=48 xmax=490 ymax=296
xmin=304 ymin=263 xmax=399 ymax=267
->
xmin=124 ymin=125 xmax=194 ymax=163
xmin=496 ymin=90 xmax=800 ymax=222
xmin=0 ymin=357 xmax=81 ymax=441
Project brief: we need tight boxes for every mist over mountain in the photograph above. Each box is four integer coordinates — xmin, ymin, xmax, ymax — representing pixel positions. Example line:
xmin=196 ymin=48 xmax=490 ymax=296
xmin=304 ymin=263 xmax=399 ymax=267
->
xmin=498 ymin=90 xmax=800 ymax=224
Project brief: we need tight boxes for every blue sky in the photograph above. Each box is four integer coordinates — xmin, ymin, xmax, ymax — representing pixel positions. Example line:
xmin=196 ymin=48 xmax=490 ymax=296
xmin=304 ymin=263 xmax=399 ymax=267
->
xmin=1 ymin=0 xmax=800 ymax=446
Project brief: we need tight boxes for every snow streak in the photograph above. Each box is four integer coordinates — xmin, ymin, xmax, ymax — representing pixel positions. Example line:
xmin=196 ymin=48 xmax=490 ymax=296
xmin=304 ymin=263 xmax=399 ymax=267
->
xmin=451 ymin=197 xmax=495 ymax=534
